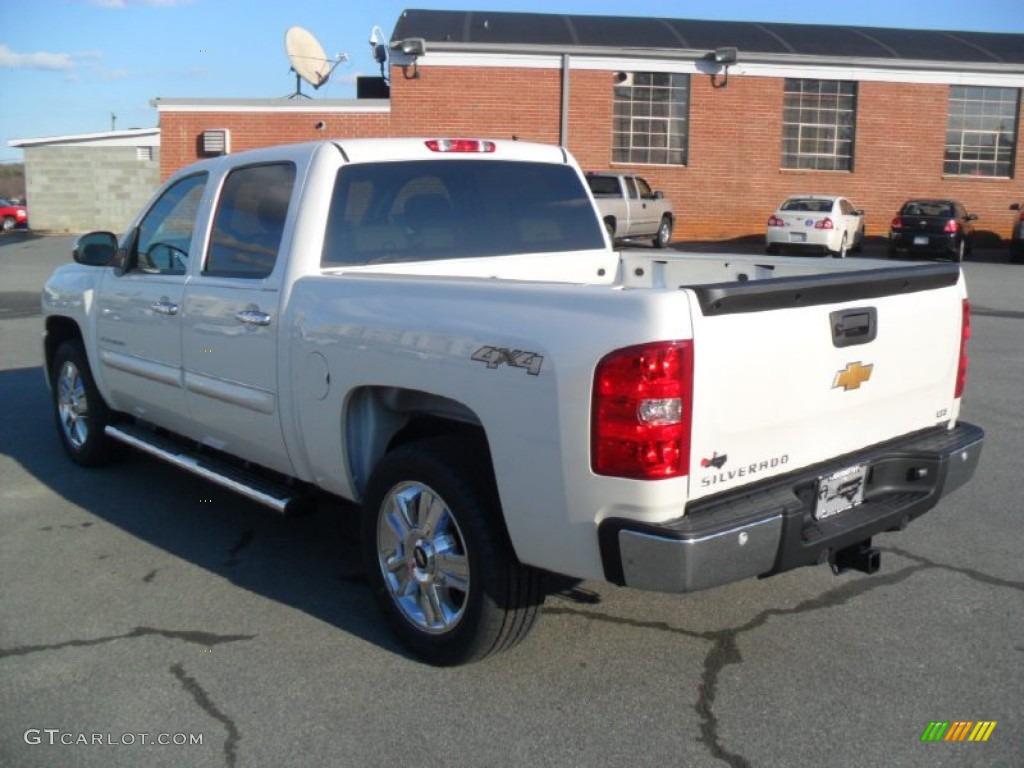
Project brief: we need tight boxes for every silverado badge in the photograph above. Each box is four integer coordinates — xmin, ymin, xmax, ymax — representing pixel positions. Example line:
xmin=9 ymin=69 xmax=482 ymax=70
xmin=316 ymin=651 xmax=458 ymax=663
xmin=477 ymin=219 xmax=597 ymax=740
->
xmin=833 ymin=361 xmax=874 ymax=391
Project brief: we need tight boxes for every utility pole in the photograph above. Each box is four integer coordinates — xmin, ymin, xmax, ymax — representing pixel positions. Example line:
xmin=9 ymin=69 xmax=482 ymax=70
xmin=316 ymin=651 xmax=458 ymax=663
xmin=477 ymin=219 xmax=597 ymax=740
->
xmin=110 ymin=112 xmax=117 ymax=131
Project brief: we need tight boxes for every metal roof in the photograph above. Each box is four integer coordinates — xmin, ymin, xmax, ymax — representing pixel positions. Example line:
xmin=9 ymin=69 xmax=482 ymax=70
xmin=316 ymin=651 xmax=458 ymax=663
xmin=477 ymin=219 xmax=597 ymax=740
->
xmin=8 ymin=128 xmax=160 ymax=149
xmin=392 ymin=9 xmax=1024 ymax=68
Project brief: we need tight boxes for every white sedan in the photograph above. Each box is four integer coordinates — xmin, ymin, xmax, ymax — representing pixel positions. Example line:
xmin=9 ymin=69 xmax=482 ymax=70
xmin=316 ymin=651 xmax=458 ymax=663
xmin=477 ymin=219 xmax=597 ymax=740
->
xmin=766 ymin=195 xmax=866 ymax=257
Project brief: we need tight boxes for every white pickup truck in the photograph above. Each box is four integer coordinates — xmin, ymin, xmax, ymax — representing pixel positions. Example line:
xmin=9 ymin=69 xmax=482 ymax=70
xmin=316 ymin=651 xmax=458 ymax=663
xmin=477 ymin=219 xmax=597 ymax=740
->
xmin=43 ymin=138 xmax=983 ymax=665
xmin=585 ymin=171 xmax=675 ymax=247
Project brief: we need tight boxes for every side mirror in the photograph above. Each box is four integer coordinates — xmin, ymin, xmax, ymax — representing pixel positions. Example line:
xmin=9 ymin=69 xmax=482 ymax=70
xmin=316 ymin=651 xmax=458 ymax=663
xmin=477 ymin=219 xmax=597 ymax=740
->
xmin=73 ymin=231 xmax=119 ymax=266
xmin=654 ymin=190 xmax=664 ymax=200
xmin=1010 ymin=203 xmax=1021 ymax=211
xmin=855 ymin=209 xmax=866 ymax=216
xmin=967 ymin=213 xmax=978 ymax=221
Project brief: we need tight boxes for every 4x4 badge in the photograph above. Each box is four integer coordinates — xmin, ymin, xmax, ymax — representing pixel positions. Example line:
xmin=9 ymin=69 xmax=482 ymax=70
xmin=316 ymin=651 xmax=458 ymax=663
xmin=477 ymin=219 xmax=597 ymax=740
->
xmin=833 ymin=361 xmax=874 ymax=391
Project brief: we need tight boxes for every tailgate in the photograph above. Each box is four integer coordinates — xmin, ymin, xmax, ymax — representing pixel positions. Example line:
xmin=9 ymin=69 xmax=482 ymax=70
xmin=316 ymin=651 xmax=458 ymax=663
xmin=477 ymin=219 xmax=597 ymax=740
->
xmin=684 ymin=264 xmax=964 ymax=502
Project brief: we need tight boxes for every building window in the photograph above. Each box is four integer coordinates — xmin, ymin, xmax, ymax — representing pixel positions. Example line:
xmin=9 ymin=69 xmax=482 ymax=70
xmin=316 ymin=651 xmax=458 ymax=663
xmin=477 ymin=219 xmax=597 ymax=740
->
xmin=781 ymin=79 xmax=857 ymax=171
xmin=944 ymin=86 xmax=1019 ymax=178
xmin=613 ymin=72 xmax=689 ymax=166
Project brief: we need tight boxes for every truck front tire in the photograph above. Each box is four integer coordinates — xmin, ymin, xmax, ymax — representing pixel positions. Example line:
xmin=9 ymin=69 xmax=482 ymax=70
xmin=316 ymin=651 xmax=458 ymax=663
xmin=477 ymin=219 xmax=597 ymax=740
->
xmin=51 ymin=339 xmax=118 ymax=466
xmin=361 ymin=437 xmax=543 ymax=665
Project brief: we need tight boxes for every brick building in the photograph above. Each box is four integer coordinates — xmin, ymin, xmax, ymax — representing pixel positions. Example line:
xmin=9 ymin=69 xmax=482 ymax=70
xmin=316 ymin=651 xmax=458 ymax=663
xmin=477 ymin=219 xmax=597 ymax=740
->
xmin=155 ymin=9 xmax=1024 ymax=241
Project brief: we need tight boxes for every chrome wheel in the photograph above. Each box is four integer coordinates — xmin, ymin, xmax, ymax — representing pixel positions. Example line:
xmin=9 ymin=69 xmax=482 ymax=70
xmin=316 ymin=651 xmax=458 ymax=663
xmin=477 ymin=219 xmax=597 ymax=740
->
xmin=376 ymin=481 xmax=470 ymax=634
xmin=57 ymin=360 xmax=89 ymax=449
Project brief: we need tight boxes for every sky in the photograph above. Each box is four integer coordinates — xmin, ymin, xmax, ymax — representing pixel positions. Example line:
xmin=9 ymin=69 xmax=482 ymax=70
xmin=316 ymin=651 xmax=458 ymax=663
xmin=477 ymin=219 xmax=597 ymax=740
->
xmin=2 ymin=0 xmax=1023 ymax=163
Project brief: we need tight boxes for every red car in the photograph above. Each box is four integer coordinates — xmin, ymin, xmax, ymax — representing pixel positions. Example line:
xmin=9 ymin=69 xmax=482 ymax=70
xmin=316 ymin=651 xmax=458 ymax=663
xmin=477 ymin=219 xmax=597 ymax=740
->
xmin=0 ymin=198 xmax=28 ymax=231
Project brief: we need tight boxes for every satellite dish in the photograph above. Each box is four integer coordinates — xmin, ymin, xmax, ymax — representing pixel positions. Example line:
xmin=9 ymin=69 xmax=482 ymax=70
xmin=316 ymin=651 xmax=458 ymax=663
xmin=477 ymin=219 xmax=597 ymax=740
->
xmin=284 ymin=26 xmax=346 ymax=98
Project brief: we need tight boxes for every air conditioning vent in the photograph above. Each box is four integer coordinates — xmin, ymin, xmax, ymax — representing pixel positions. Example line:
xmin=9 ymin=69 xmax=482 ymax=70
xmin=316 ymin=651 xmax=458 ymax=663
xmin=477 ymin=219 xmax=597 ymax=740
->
xmin=201 ymin=129 xmax=231 ymax=156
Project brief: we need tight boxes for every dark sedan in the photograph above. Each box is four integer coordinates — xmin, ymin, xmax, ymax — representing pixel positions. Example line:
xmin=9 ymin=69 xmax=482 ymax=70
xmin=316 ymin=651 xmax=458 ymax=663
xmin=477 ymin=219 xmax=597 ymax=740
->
xmin=888 ymin=199 xmax=976 ymax=262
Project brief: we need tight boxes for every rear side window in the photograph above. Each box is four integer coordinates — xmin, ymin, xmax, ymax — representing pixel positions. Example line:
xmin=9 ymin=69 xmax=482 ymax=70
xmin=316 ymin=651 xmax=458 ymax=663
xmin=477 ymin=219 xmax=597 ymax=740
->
xmin=322 ymin=160 xmax=605 ymax=266
xmin=586 ymin=175 xmax=620 ymax=196
xmin=206 ymin=162 xmax=296 ymax=278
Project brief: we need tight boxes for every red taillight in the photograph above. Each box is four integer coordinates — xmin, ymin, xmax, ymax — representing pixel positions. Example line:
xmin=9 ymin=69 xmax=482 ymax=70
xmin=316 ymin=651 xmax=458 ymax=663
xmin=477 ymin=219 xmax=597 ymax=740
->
xmin=768 ymin=215 xmax=784 ymax=227
xmin=944 ymin=219 xmax=960 ymax=234
xmin=891 ymin=216 xmax=904 ymax=230
xmin=425 ymin=139 xmax=496 ymax=153
xmin=592 ymin=341 xmax=693 ymax=480
xmin=814 ymin=217 xmax=834 ymax=230
xmin=955 ymin=299 xmax=970 ymax=399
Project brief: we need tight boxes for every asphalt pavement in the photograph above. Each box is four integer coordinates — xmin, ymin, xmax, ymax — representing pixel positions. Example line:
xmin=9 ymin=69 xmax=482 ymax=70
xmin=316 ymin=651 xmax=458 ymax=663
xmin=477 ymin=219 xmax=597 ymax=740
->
xmin=1 ymin=232 xmax=1021 ymax=767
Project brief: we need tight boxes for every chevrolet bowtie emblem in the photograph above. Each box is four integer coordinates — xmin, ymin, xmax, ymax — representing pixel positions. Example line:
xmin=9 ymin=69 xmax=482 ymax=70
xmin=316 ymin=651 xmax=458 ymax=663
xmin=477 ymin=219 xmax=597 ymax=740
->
xmin=833 ymin=361 xmax=874 ymax=391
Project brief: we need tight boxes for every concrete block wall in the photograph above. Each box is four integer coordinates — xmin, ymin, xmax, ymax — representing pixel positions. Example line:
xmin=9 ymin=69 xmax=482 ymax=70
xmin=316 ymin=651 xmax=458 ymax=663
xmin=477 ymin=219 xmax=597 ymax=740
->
xmin=24 ymin=146 xmax=160 ymax=233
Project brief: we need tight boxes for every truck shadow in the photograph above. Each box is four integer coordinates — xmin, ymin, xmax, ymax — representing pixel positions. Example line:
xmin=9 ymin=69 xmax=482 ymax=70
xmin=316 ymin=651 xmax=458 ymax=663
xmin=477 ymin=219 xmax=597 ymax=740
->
xmin=1 ymin=365 xmax=580 ymax=661
xmin=0 ymin=366 xmax=396 ymax=658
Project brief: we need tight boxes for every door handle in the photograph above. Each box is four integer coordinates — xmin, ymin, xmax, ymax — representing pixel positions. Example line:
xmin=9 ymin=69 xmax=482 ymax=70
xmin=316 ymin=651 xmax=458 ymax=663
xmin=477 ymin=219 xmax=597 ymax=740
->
xmin=151 ymin=300 xmax=179 ymax=316
xmin=235 ymin=310 xmax=271 ymax=327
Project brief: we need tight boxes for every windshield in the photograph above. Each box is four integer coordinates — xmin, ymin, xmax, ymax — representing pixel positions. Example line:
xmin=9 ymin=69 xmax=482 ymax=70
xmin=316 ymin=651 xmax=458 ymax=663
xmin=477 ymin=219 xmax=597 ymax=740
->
xmin=322 ymin=160 xmax=604 ymax=266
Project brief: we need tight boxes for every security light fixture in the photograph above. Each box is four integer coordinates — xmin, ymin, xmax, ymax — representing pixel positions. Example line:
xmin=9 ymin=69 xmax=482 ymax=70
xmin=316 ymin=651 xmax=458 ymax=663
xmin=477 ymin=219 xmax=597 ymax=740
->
xmin=707 ymin=47 xmax=738 ymax=89
xmin=391 ymin=37 xmax=426 ymax=79
xmin=714 ymin=47 xmax=738 ymax=66
xmin=398 ymin=38 xmax=426 ymax=57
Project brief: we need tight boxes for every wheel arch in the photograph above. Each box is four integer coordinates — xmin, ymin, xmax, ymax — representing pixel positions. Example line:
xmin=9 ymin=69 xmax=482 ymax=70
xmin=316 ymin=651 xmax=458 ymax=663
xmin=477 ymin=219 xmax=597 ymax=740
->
xmin=343 ymin=386 xmax=492 ymax=500
xmin=44 ymin=316 xmax=85 ymax=388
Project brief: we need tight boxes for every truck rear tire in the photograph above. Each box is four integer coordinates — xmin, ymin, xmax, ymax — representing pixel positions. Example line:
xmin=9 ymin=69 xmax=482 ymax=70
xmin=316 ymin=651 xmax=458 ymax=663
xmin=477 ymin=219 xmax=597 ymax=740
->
xmin=361 ymin=436 xmax=544 ymax=665
xmin=51 ymin=339 xmax=119 ymax=466
xmin=653 ymin=216 xmax=672 ymax=249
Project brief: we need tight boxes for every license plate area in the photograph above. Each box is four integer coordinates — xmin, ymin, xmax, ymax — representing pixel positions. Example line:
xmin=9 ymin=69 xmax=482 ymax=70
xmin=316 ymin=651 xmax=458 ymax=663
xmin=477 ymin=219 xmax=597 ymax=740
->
xmin=914 ymin=235 xmax=929 ymax=245
xmin=814 ymin=464 xmax=868 ymax=520
xmin=790 ymin=232 xmax=807 ymax=242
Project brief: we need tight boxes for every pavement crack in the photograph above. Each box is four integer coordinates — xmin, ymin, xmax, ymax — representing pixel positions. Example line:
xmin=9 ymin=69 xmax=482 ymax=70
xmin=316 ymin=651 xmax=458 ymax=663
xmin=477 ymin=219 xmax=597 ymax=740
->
xmin=546 ymin=563 xmax=932 ymax=767
xmin=881 ymin=546 xmax=1024 ymax=592
xmin=171 ymin=663 xmax=239 ymax=768
xmin=143 ymin=569 xmax=159 ymax=583
xmin=0 ymin=626 xmax=255 ymax=660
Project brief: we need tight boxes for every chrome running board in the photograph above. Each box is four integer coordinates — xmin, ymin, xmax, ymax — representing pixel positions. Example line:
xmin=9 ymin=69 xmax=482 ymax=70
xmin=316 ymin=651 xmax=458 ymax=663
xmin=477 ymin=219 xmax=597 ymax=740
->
xmin=105 ymin=424 xmax=306 ymax=515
